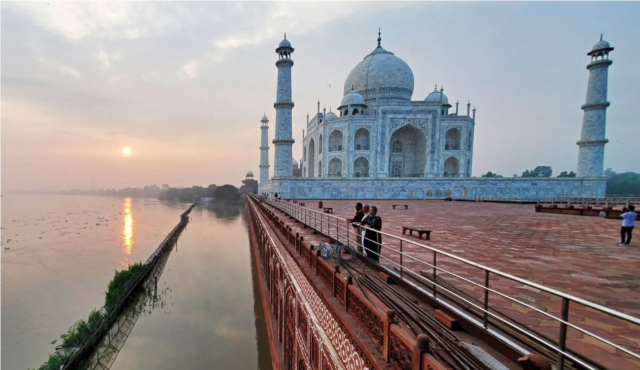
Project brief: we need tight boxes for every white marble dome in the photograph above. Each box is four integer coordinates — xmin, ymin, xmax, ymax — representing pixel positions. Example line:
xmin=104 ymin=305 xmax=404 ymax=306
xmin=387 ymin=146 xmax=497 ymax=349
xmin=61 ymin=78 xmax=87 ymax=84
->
xmin=340 ymin=91 xmax=366 ymax=107
xmin=261 ymin=114 xmax=269 ymax=122
xmin=343 ymin=46 xmax=414 ymax=101
xmin=279 ymin=38 xmax=292 ymax=48
xmin=246 ymin=171 xmax=254 ymax=178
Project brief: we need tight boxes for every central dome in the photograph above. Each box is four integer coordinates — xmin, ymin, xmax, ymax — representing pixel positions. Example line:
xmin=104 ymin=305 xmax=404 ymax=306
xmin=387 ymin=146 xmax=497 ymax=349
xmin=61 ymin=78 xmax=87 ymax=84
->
xmin=343 ymin=46 xmax=414 ymax=102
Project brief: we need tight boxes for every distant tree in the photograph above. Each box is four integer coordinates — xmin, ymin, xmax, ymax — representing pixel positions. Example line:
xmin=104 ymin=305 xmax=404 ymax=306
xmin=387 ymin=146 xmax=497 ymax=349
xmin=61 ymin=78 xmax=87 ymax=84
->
xmin=481 ymin=171 xmax=503 ymax=178
xmin=557 ymin=171 xmax=577 ymax=178
xmin=213 ymin=184 xmax=241 ymax=203
xmin=604 ymin=168 xmax=616 ymax=177
xmin=522 ymin=166 xmax=552 ymax=178
xmin=607 ymin=172 xmax=640 ymax=196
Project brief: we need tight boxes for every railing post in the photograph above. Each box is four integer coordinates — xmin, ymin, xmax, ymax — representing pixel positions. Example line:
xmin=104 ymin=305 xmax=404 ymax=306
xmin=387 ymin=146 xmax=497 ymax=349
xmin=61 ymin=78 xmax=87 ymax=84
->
xmin=400 ymin=240 xmax=403 ymax=278
xmin=557 ymin=298 xmax=570 ymax=369
xmin=483 ymin=270 xmax=490 ymax=329
xmin=432 ymin=252 xmax=437 ymax=298
xmin=383 ymin=309 xmax=396 ymax=362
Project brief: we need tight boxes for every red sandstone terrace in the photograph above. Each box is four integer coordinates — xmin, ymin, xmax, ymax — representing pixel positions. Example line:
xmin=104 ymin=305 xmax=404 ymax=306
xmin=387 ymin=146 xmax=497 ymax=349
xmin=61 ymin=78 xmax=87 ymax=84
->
xmin=254 ymin=197 xmax=640 ymax=369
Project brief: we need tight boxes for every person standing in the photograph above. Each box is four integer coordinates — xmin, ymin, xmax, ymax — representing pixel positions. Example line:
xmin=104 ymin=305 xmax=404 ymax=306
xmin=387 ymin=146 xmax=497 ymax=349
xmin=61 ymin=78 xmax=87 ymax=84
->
xmin=352 ymin=203 xmax=365 ymax=250
xmin=619 ymin=205 xmax=636 ymax=246
xmin=361 ymin=206 xmax=382 ymax=263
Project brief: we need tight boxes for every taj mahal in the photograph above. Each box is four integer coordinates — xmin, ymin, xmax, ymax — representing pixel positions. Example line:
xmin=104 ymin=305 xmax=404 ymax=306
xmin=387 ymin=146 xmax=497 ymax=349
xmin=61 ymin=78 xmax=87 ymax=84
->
xmin=258 ymin=32 xmax=613 ymax=200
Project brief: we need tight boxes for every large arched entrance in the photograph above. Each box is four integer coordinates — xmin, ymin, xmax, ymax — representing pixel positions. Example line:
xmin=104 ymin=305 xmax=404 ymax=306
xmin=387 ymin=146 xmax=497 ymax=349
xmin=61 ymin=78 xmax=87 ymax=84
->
xmin=308 ymin=139 xmax=315 ymax=177
xmin=388 ymin=125 xmax=427 ymax=177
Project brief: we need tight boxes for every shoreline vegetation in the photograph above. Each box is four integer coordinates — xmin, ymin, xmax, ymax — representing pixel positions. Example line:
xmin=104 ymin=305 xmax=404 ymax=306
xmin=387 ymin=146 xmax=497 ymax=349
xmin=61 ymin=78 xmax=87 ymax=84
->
xmin=31 ymin=262 xmax=150 ymax=370
xmin=31 ymin=203 xmax=195 ymax=370
xmin=10 ymin=183 xmax=245 ymax=203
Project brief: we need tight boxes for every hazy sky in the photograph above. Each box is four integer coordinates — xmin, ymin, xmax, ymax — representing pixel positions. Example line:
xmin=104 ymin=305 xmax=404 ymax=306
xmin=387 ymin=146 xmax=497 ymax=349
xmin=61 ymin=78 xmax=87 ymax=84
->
xmin=2 ymin=1 xmax=639 ymax=192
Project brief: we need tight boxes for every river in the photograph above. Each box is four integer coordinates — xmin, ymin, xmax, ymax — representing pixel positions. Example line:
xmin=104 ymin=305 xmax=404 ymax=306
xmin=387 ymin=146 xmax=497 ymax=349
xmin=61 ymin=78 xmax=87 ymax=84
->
xmin=1 ymin=194 xmax=271 ymax=369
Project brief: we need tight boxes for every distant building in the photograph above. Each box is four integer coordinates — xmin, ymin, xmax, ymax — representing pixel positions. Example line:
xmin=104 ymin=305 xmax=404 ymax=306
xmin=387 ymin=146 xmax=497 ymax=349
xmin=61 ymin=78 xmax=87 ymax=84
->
xmin=241 ymin=171 xmax=258 ymax=194
xmin=260 ymin=33 xmax=611 ymax=199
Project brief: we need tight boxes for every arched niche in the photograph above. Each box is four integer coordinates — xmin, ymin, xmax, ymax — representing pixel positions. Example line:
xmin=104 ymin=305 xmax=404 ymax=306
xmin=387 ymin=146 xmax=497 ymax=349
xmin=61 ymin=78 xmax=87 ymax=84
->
xmin=318 ymin=160 xmax=323 ymax=177
xmin=445 ymin=128 xmax=461 ymax=150
xmin=354 ymin=128 xmax=370 ymax=151
xmin=329 ymin=130 xmax=343 ymax=152
xmin=353 ymin=157 xmax=369 ymax=177
xmin=318 ymin=134 xmax=323 ymax=154
xmin=444 ymin=157 xmax=459 ymax=177
xmin=388 ymin=125 xmax=427 ymax=177
xmin=328 ymin=158 xmax=342 ymax=177
xmin=308 ymin=139 xmax=315 ymax=177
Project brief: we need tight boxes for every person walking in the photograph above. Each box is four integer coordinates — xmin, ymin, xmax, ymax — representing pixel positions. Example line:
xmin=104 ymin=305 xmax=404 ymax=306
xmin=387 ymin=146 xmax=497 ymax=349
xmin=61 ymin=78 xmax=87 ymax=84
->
xmin=361 ymin=206 xmax=382 ymax=263
xmin=619 ymin=205 xmax=636 ymax=246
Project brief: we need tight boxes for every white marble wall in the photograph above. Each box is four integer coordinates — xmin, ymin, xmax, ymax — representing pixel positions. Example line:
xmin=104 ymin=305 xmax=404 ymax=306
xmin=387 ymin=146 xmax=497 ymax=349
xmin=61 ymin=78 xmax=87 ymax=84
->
xmin=262 ymin=177 xmax=607 ymax=200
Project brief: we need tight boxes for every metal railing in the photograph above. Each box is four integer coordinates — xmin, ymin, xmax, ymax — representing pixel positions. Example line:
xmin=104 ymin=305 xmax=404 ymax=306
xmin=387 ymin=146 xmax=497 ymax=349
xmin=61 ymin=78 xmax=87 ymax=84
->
xmin=261 ymin=197 xmax=640 ymax=370
xmin=537 ymin=197 xmax=640 ymax=208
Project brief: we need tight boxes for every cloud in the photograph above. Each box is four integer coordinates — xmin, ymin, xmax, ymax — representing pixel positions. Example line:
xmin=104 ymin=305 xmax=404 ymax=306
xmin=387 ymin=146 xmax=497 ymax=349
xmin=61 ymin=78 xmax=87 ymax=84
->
xmin=178 ymin=60 xmax=200 ymax=79
xmin=38 ymin=57 xmax=81 ymax=78
xmin=211 ymin=2 xmax=409 ymax=51
xmin=94 ymin=49 xmax=121 ymax=70
xmin=7 ymin=2 xmax=194 ymax=40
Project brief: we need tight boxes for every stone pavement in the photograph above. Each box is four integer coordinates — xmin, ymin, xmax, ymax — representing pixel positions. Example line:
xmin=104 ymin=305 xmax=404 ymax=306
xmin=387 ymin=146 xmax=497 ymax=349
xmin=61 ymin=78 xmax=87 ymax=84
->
xmin=299 ymin=199 xmax=640 ymax=369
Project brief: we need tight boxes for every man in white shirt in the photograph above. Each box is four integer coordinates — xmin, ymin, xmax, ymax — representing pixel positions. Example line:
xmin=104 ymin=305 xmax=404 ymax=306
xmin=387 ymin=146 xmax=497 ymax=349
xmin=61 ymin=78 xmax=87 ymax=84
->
xmin=619 ymin=205 xmax=636 ymax=246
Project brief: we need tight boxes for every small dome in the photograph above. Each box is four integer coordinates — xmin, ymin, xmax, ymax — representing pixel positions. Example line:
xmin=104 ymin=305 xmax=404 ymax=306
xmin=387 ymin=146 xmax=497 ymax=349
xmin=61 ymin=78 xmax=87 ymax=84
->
xmin=424 ymin=89 xmax=449 ymax=105
xmin=340 ymin=92 xmax=366 ymax=107
xmin=591 ymin=39 xmax=610 ymax=52
xmin=261 ymin=114 xmax=268 ymax=122
xmin=279 ymin=38 xmax=291 ymax=48
xmin=246 ymin=171 xmax=254 ymax=178
xmin=325 ymin=111 xmax=338 ymax=121
xmin=292 ymin=158 xmax=298 ymax=167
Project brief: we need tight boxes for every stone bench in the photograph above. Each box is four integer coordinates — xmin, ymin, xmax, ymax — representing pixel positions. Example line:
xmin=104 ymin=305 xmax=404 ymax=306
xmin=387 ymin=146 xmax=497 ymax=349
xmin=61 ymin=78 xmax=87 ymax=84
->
xmin=402 ymin=226 xmax=431 ymax=240
xmin=392 ymin=204 xmax=409 ymax=210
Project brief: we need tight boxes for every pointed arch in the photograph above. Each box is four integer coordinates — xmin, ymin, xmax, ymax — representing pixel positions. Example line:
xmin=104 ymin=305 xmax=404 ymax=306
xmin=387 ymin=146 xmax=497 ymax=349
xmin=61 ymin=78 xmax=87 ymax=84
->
xmin=388 ymin=125 xmax=427 ymax=177
xmin=308 ymin=139 xmax=315 ymax=177
xmin=354 ymin=128 xmax=370 ymax=150
xmin=328 ymin=158 xmax=342 ymax=177
xmin=329 ymin=130 xmax=343 ymax=152
xmin=318 ymin=160 xmax=322 ymax=177
xmin=318 ymin=134 xmax=323 ymax=154
xmin=353 ymin=157 xmax=369 ymax=177
xmin=445 ymin=128 xmax=461 ymax=150
xmin=444 ymin=157 xmax=459 ymax=177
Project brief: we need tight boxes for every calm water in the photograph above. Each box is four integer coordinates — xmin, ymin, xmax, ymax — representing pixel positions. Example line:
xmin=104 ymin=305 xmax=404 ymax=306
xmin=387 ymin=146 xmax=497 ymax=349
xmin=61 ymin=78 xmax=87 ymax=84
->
xmin=1 ymin=194 xmax=271 ymax=369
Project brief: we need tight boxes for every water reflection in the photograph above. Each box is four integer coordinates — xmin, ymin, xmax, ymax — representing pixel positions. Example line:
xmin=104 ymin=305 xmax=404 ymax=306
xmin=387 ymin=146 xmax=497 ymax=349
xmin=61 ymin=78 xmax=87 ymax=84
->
xmin=123 ymin=198 xmax=134 ymax=255
xmin=207 ymin=203 xmax=244 ymax=221
xmin=80 ymin=241 xmax=175 ymax=370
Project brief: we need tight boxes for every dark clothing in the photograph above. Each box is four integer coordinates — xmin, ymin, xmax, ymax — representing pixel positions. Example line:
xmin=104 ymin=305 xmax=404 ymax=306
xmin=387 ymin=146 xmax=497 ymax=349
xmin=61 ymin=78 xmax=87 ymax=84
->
xmin=621 ymin=226 xmax=634 ymax=244
xmin=352 ymin=210 xmax=365 ymax=228
xmin=361 ymin=216 xmax=382 ymax=262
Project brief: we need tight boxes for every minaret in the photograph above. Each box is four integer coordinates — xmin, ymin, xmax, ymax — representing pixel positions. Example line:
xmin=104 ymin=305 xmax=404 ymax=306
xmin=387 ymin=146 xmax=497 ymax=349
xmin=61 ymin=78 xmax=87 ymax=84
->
xmin=259 ymin=114 xmax=270 ymax=190
xmin=577 ymin=36 xmax=613 ymax=177
xmin=273 ymin=34 xmax=295 ymax=178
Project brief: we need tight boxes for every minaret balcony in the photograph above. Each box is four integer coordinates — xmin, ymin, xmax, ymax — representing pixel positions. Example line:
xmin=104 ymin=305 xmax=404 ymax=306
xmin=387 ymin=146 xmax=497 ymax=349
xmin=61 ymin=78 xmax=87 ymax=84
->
xmin=274 ymin=102 xmax=295 ymax=109
xmin=581 ymin=102 xmax=610 ymax=111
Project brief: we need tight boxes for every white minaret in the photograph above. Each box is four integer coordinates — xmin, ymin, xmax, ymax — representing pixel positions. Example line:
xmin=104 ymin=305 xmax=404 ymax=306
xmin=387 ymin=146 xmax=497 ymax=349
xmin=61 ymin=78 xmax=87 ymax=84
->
xmin=577 ymin=35 xmax=613 ymax=177
xmin=259 ymin=114 xmax=270 ymax=192
xmin=273 ymin=34 xmax=295 ymax=178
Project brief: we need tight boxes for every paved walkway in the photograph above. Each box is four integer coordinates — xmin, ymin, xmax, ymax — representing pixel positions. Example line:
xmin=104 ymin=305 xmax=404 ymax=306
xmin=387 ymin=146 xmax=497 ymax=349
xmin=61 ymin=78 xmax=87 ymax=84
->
xmin=299 ymin=199 xmax=640 ymax=369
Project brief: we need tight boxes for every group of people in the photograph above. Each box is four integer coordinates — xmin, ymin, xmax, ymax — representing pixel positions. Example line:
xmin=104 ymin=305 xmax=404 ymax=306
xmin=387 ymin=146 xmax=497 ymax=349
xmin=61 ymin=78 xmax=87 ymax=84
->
xmin=351 ymin=203 xmax=382 ymax=263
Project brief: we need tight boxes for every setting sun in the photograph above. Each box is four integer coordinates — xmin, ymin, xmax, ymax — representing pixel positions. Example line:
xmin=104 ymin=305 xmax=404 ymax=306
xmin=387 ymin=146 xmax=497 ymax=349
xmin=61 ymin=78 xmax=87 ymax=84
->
xmin=123 ymin=147 xmax=131 ymax=156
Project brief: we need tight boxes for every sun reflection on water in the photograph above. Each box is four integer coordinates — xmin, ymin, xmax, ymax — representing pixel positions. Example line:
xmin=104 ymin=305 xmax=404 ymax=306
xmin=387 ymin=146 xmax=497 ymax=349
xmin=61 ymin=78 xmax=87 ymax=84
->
xmin=123 ymin=197 xmax=134 ymax=255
